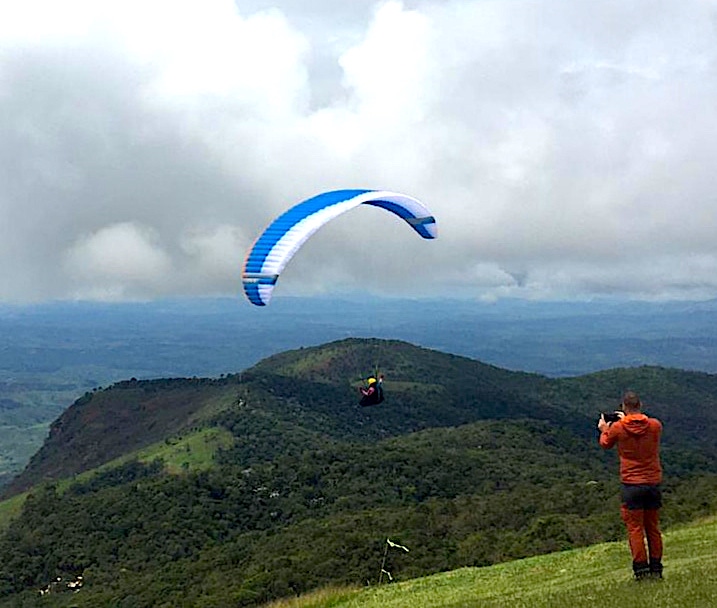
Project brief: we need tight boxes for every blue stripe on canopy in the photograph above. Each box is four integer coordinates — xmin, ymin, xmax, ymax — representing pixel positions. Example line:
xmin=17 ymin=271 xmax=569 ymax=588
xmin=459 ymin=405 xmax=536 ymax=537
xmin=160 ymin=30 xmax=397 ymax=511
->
xmin=244 ymin=189 xmax=370 ymax=273
xmin=243 ymin=283 xmax=264 ymax=306
xmin=364 ymin=200 xmax=437 ymax=239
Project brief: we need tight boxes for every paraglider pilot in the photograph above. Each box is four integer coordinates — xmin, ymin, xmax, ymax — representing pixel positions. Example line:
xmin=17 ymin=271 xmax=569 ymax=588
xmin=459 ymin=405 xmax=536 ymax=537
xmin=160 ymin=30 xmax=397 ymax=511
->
xmin=359 ymin=375 xmax=384 ymax=407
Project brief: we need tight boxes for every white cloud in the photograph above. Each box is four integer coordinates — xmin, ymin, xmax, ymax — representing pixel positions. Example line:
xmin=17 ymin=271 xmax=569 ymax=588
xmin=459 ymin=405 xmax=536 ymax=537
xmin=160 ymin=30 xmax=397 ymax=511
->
xmin=1 ymin=0 xmax=717 ymax=302
xmin=64 ymin=222 xmax=172 ymax=299
xmin=180 ymin=224 xmax=249 ymax=292
xmin=340 ymin=2 xmax=434 ymax=123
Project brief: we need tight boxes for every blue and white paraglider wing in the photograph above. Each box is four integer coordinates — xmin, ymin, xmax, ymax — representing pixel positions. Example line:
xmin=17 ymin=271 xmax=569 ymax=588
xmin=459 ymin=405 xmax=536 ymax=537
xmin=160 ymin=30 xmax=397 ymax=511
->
xmin=242 ymin=189 xmax=437 ymax=306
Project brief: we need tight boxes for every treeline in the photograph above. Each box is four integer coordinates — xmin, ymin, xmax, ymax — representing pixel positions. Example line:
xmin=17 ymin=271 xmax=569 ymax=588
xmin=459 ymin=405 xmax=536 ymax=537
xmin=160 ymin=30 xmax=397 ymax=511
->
xmin=2 ymin=418 xmax=717 ymax=606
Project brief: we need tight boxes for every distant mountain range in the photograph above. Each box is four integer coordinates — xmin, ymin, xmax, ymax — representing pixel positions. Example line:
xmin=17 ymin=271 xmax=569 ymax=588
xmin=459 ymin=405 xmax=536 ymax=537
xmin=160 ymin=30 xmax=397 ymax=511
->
xmin=4 ymin=296 xmax=717 ymax=378
xmin=1 ymin=338 xmax=716 ymax=606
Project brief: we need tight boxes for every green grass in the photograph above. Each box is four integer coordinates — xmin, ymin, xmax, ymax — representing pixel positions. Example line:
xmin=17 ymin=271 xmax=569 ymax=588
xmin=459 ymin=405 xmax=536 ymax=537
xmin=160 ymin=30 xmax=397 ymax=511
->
xmin=262 ymin=517 xmax=717 ymax=608
xmin=0 ymin=426 xmax=234 ymax=528
xmin=56 ymin=425 xmax=236 ymax=482
xmin=132 ymin=426 xmax=234 ymax=473
xmin=48 ymin=427 xmax=234 ymax=492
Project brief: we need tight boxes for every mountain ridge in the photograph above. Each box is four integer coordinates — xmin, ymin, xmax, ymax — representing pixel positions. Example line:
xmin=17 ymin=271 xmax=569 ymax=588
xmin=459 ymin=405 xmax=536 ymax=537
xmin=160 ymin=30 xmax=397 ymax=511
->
xmin=7 ymin=337 xmax=717 ymax=498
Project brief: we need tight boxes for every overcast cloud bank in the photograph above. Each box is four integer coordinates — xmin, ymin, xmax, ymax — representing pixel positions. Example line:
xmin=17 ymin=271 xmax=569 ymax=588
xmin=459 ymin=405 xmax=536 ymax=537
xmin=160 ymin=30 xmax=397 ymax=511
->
xmin=2 ymin=0 xmax=716 ymax=303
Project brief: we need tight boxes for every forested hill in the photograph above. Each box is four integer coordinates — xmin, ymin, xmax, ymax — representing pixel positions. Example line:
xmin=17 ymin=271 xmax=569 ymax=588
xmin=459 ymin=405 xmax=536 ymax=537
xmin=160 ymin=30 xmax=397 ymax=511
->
xmin=7 ymin=337 xmax=717 ymax=497
xmin=2 ymin=338 xmax=717 ymax=606
xmin=4 ymin=338 xmax=574 ymax=496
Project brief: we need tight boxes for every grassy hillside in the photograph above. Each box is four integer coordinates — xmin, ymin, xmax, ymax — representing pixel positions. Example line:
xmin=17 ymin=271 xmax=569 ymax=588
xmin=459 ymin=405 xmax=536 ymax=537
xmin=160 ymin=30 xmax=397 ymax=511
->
xmin=263 ymin=516 xmax=717 ymax=608
xmin=2 ymin=377 xmax=240 ymax=496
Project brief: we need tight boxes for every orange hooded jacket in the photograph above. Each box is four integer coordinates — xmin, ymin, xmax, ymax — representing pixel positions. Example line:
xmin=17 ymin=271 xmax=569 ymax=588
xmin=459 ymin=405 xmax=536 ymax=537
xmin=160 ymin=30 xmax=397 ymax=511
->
xmin=599 ymin=413 xmax=663 ymax=485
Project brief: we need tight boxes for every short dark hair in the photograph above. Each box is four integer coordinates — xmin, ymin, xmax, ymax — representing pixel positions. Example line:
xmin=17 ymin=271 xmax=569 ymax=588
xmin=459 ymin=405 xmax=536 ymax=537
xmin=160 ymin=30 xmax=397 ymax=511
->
xmin=622 ymin=391 xmax=641 ymax=409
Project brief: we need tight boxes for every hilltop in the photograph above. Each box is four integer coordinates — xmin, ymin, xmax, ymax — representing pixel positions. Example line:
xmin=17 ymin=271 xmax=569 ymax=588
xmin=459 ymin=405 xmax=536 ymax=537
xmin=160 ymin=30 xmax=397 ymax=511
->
xmin=1 ymin=338 xmax=717 ymax=606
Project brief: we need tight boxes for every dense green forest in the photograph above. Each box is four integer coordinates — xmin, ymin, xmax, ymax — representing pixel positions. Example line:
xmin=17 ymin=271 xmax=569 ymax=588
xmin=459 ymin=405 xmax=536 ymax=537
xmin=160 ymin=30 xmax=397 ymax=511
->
xmin=1 ymin=338 xmax=716 ymax=606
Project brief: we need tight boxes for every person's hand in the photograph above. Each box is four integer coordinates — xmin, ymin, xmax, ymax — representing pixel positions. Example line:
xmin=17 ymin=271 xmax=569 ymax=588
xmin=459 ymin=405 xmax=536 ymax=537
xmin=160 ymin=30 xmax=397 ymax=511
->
xmin=597 ymin=414 xmax=610 ymax=433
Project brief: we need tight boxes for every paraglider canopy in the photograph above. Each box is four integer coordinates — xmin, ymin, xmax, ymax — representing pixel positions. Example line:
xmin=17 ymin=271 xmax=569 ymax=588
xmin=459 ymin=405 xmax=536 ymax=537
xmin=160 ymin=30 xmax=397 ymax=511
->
xmin=242 ymin=189 xmax=437 ymax=306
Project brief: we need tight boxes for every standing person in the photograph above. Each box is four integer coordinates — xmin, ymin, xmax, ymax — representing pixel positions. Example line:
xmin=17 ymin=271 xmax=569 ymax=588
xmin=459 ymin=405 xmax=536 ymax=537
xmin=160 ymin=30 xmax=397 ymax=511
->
xmin=598 ymin=391 xmax=663 ymax=580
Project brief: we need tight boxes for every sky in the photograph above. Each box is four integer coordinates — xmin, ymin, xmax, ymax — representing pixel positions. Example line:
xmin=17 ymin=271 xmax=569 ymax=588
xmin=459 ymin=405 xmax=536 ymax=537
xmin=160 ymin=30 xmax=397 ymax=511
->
xmin=2 ymin=0 xmax=717 ymax=303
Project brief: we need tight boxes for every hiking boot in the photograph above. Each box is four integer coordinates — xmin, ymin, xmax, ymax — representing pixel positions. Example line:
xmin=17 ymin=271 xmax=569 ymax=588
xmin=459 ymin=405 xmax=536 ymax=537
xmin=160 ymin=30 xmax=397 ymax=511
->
xmin=649 ymin=559 xmax=663 ymax=580
xmin=633 ymin=561 xmax=650 ymax=581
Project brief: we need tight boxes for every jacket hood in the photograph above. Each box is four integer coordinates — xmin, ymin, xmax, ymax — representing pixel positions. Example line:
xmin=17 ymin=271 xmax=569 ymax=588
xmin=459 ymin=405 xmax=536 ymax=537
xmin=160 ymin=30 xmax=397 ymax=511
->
xmin=621 ymin=413 xmax=650 ymax=436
